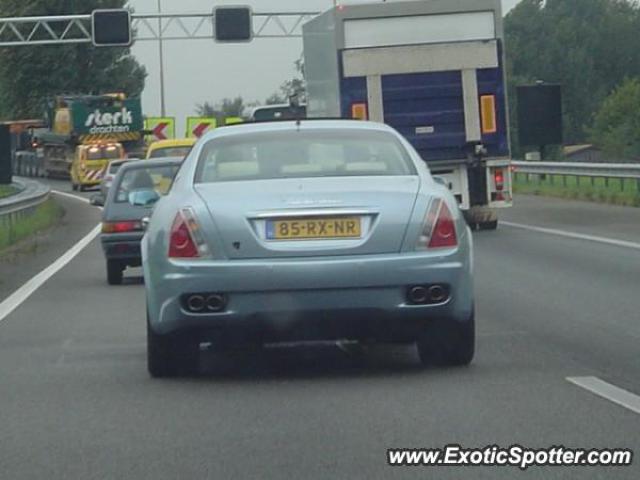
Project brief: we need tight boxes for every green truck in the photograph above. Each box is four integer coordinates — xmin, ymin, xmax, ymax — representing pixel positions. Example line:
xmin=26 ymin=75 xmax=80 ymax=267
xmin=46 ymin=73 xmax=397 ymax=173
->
xmin=35 ymin=94 xmax=145 ymax=178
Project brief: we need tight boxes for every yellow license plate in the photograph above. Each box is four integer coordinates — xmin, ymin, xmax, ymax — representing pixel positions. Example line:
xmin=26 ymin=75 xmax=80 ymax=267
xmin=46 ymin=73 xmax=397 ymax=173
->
xmin=267 ymin=217 xmax=361 ymax=240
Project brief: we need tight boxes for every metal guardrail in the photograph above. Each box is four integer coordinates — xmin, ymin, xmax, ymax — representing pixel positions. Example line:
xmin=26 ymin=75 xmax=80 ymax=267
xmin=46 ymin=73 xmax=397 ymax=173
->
xmin=512 ymin=161 xmax=640 ymax=180
xmin=0 ymin=177 xmax=50 ymax=219
xmin=512 ymin=160 xmax=640 ymax=192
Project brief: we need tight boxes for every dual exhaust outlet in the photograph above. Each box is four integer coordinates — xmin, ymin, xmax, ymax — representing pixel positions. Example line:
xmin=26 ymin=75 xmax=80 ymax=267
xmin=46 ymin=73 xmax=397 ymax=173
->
xmin=407 ymin=284 xmax=450 ymax=305
xmin=184 ymin=293 xmax=227 ymax=313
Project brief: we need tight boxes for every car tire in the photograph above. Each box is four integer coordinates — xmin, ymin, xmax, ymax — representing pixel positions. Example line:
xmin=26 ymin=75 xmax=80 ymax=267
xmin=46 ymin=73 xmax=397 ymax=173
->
xmin=106 ymin=260 xmax=124 ymax=285
xmin=478 ymin=220 xmax=498 ymax=231
xmin=71 ymin=182 xmax=78 ymax=191
xmin=147 ymin=314 xmax=199 ymax=378
xmin=417 ymin=309 xmax=475 ymax=367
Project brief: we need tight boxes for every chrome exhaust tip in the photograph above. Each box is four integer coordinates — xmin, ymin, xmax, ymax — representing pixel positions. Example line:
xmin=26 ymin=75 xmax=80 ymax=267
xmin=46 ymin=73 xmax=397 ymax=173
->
xmin=428 ymin=285 xmax=448 ymax=303
xmin=408 ymin=286 xmax=429 ymax=304
xmin=206 ymin=294 xmax=226 ymax=312
xmin=186 ymin=294 xmax=206 ymax=312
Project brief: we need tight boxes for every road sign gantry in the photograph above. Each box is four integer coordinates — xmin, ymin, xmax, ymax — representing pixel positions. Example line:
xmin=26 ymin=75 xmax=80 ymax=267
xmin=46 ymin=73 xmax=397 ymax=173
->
xmin=0 ymin=10 xmax=321 ymax=47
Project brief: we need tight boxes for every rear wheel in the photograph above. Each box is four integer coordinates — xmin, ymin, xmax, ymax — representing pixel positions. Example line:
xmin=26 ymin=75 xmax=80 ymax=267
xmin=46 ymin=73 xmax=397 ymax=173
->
xmin=147 ymin=314 xmax=199 ymax=378
xmin=478 ymin=220 xmax=498 ymax=231
xmin=71 ymin=182 xmax=78 ymax=191
xmin=106 ymin=260 xmax=124 ymax=285
xmin=417 ymin=310 xmax=475 ymax=367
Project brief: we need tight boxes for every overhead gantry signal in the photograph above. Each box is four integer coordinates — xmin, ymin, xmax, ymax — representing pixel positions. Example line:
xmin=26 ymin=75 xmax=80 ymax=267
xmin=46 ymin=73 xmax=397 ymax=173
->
xmin=0 ymin=9 xmax=321 ymax=47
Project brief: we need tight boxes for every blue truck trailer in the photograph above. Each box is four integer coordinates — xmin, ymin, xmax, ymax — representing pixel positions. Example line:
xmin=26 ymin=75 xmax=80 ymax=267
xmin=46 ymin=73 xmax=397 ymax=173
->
xmin=302 ymin=0 xmax=512 ymax=229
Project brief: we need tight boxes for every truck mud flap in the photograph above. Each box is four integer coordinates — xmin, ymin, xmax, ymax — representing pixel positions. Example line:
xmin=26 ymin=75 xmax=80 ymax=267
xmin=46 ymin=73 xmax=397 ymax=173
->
xmin=467 ymin=164 xmax=488 ymax=207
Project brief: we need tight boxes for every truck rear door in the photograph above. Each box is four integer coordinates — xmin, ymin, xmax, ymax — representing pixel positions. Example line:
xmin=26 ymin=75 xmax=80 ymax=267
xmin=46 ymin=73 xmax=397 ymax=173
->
xmin=338 ymin=11 xmax=509 ymax=164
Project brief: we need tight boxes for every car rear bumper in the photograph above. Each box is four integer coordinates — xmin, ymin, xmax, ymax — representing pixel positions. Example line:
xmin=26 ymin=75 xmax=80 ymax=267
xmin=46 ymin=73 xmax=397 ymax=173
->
xmin=145 ymin=245 xmax=473 ymax=341
xmin=101 ymin=233 xmax=143 ymax=265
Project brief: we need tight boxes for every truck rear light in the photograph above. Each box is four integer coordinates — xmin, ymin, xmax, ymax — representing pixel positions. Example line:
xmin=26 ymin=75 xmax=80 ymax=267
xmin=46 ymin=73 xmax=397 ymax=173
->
xmin=480 ymin=95 xmax=497 ymax=134
xmin=351 ymin=102 xmax=368 ymax=120
xmin=168 ymin=208 xmax=209 ymax=258
xmin=102 ymin=221 xmax=142 ymax=233
xmin=493 ymin=168 xmax=506 ymax=201
xmin=417 ymin=199 xmax=458 ymax=250
xmin=494 ymin=169 xmax=504 ymax=191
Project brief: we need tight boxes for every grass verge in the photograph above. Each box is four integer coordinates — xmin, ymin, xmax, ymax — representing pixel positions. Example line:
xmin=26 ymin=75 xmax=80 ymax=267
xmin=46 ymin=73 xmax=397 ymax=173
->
xmin=0 ymin=198 xmax=64 ymax=252
xmin=0 ymin=185 xmax=19 ymax=199
xmin=513 ymin=173 xmax=640 ymax=207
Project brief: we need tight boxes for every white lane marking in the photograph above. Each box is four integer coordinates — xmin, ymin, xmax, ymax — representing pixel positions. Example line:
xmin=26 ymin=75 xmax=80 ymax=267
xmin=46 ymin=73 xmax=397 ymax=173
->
xmin=502 ymin=221 xmax=640 ymax=251
xmin=567 ymin=376 xmax=640 ymax=415
xmin=0 ymin=224 xmax=100 ymax=323
xmin=0 ymin=191 xmax=101 ymax=324
xmin=52 ymin=189 xmax=91 ymax=204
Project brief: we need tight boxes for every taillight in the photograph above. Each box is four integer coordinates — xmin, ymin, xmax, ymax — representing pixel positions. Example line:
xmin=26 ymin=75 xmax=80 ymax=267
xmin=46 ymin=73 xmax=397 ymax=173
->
xmin=351 ymin=102 xmax=368 ymax=120
xmin=494 ymin=168 xmax=505 ymax=201
xmin=417 ymin=200 xmax=458 ymax=250
xmin=102 ymin=221 xmax=142 ymax=233
xmin=494 ymin=169 xmax=504 ymax=191
xmin=168 ymin=208 xmax=209 ymax=258
xmin=480 ymin=95 xmax=497 ymax=134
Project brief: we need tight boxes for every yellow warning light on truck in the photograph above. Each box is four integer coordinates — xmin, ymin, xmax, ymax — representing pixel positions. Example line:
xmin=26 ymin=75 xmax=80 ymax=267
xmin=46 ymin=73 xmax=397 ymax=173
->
xmin=351 ymin=102 xmax=368 ymax=120
xmin=480 ymin=95 xmax=497 ymax=134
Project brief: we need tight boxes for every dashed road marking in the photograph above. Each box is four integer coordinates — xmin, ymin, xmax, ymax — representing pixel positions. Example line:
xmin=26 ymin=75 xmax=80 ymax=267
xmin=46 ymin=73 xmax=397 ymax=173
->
xmin=567 ymin=376 xmax=640 ymax=415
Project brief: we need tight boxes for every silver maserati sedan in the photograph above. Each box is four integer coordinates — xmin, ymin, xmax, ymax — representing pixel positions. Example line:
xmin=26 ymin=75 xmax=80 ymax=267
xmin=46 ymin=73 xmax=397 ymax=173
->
xmin=142 ymin=120 xmax=474 ymax=377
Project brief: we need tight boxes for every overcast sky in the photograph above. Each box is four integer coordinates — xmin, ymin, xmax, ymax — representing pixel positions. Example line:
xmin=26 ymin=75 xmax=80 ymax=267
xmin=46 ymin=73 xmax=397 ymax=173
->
xmin=130 ymin=0 xmax=521 ymax=134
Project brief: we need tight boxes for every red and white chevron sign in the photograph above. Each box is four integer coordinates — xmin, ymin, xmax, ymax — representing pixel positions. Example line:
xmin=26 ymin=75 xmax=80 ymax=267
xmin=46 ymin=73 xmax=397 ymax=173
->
xmin=144 ymin=117 xmax=176 ymax=142
xmin=187 ymin=117 xmax=217 ymax=138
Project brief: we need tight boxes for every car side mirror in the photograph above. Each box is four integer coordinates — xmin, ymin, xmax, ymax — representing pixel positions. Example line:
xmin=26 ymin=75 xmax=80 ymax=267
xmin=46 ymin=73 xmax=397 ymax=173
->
xmin=128 ymin=189 xmax=160 ymax=207
xmin=90 ymin=194 xmax=105 ymax=207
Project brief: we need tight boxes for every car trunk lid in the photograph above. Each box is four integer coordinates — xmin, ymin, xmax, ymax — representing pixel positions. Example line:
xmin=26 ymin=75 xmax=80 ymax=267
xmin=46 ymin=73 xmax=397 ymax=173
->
xmin=195 ymin=176 xmax=421 ymax=259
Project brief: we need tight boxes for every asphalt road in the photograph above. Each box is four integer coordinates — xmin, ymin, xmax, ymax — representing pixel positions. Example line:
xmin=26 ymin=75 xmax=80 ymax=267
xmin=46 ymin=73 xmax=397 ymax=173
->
xmin=0 ymin=182 xmax=638 ymax=479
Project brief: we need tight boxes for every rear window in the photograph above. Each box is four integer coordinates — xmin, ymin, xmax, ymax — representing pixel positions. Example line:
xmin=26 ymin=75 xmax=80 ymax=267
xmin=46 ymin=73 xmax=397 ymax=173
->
xmin=108 ymin=161 xmax=127 ymax=174
xmin=195 ymin=129 xmax=415 ymax=183
xmin=114 ymin=165 xmax=180 ymax=203
xmin=252 ymin=105 xmax=306 ymax=121
xmin=148 ymin=146 xmax=192 ymax=159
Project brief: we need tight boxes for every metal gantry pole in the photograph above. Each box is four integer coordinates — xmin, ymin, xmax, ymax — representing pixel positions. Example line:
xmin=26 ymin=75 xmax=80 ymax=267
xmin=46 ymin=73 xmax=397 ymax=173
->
xmin=157 ymin=0 xmax=167 ymax=117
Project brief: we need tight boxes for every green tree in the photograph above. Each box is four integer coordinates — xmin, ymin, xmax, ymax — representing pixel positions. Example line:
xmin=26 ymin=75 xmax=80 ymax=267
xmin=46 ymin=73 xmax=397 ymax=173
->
xmin=0 ymin=0 xmax=147 ymax=120
xmin=505 ymin=0 xmax=640 ymax=146
xmin=265 ymin=54 xmax=306 ymax=105
xmin=217 ymin=97 xmax=245 ymax=117
xmin=195 ymin=101 xmax=217 ymax=117
xmin=264 ymin=93 xmax=285 ymax=105
xmin=195 ymin=96 xmax=247 ymax=121
xmin=589 ymin=77 xmax=640 ymax=159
